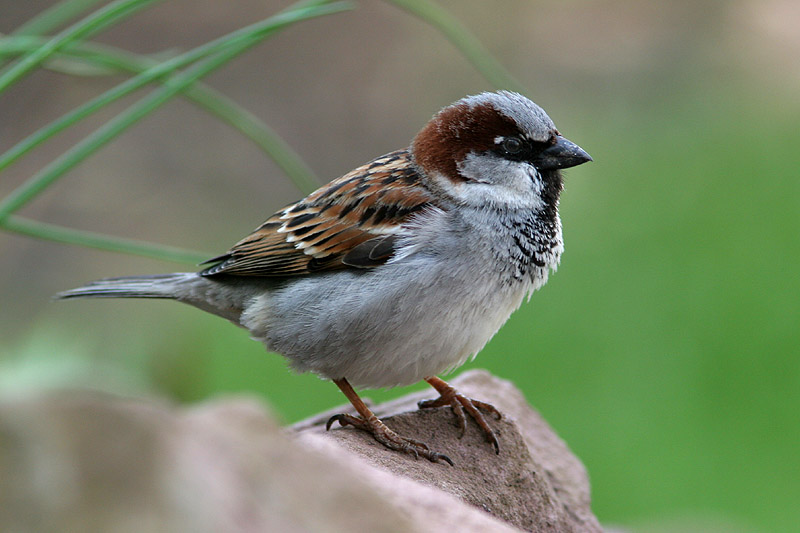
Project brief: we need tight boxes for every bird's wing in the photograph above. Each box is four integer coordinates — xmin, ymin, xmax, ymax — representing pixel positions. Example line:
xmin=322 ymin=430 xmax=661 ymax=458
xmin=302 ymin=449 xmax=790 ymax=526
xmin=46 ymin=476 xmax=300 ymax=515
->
xmin=200 ymin=150 xmax=436 ymax=277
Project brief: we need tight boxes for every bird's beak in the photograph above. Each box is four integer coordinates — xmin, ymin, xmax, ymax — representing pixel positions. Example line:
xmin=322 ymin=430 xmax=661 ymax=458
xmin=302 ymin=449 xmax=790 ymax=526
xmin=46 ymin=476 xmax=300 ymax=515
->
xmin=533 ymin=136 xmax=592 ymax=170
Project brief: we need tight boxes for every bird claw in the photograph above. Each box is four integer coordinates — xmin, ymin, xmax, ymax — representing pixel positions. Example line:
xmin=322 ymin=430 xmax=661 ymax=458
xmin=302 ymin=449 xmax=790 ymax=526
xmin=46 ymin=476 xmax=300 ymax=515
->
xmin=326 ymin=412 xmax=454 ymax=466
xmin=418 ymin=382 xmax=502 ymax=454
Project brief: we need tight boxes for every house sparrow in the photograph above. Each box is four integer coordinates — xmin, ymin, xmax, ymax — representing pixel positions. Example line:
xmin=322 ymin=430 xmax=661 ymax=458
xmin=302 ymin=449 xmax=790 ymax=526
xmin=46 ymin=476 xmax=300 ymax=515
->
xmin=58 ymin=91 xmax=591 ymax=465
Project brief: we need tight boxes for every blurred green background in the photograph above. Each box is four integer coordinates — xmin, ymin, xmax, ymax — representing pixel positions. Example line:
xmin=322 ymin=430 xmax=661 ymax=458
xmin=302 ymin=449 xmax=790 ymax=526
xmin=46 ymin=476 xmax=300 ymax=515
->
xmin=1 ymin=1 xmax=798 ymax=531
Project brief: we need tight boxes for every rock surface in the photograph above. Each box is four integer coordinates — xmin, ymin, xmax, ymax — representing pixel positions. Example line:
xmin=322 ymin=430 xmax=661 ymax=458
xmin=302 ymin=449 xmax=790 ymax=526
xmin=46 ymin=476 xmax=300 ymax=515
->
xmin=0 ymin=370 xmax=602 ymax=532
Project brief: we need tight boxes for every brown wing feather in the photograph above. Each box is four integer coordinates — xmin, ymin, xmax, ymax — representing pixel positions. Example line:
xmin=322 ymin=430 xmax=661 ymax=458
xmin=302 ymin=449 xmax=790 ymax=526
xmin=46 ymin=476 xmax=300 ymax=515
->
xmin=201 ymin=150 xmax=436 ymax=277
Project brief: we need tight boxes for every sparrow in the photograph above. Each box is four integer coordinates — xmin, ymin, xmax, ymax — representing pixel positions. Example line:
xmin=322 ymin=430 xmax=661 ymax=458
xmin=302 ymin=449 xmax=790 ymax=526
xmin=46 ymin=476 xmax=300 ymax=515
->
xmin=58 ymin=91 xmax=591 ymax=465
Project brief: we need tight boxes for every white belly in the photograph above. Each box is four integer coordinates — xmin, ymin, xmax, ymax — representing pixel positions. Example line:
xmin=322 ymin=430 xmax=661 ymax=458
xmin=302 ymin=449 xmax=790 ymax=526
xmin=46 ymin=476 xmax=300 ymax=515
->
xmin=242 ymin=256 xmax=536 ymax=389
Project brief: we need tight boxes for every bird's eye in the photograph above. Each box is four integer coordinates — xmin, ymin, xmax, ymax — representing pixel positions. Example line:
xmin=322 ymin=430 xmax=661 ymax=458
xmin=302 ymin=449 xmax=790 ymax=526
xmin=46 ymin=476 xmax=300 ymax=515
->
xmin=502 ymin=137 xmax=523 ymax=154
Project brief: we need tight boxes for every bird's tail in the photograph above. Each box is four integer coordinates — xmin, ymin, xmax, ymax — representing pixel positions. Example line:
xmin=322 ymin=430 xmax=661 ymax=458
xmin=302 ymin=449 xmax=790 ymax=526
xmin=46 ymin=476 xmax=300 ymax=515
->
xmin=55 ymin=273 xmax=196 ymax=300
xmin=56 ymin=272 xmax=267 ymax=324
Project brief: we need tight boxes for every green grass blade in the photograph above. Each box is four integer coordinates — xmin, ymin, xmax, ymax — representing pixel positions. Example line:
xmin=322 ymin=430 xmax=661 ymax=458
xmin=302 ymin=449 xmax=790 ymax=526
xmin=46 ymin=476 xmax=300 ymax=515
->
xmin=181 ymin=87 xmax=321 ymax=194
xmin=0 ymin=0 xmax=162 ymax=94
xmin=0 ymin=36 xmax=319 ymax=192
xmin=0 ymin=0 xmax=107 ymax=70
xmin=13 ymin=0 xmax=108 ymax=37
xmin=0 ymin=35 xmax=135 ymax=74
xmin=384 ymin=0 xmax=526 ymax=93
xmin=3 ymin=215 xmax=209 ymax=264
xmin=0 ymin=1 xmax=352 ymax=262
xmin=0 ymin=1 xmax=349 ymax=188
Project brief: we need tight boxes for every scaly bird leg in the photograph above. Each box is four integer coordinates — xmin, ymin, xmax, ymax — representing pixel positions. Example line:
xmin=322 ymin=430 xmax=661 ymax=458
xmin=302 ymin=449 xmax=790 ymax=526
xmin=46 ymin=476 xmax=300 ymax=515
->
xmin=326 ymin=377 xmax=454 ymax=466
xmin=418 ymin=376 xmax=502 ymax=454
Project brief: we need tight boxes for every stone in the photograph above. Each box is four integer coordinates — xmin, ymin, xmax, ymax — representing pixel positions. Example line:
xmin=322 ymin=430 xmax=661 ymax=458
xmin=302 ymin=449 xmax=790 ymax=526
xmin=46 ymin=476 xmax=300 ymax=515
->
xmin=295 ymin=370 xmax=602 ymax=532
xmin=0 ymin=370 xmax=601 ymax=532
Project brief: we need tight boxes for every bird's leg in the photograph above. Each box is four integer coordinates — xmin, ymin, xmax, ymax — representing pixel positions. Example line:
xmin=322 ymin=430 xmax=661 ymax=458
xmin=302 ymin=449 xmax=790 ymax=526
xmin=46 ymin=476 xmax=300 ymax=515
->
xmin=326 ymin=377 xmax=453 ymax=465
xmin=418 ymin=376 xmax=502 ymax=454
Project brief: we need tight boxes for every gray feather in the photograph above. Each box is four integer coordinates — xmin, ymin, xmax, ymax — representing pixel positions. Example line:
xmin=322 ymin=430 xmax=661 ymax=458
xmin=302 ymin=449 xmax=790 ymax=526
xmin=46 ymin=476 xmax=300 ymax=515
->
xmin=55 ymin=274 xmax=189 ymax=299
xmin=56 ymin=273 xmax=277 ymax=324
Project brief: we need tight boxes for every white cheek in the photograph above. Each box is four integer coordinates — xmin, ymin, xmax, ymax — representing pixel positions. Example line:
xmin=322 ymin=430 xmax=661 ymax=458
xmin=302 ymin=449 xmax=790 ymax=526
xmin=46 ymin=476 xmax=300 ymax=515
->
xmin=454 ymin=153 xmax=545 ymax=209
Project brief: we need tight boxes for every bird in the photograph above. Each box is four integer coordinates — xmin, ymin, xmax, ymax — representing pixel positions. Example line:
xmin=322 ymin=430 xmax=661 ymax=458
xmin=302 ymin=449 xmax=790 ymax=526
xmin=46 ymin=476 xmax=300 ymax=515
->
xmin=58 ymin=91 xmax=591 ymax=465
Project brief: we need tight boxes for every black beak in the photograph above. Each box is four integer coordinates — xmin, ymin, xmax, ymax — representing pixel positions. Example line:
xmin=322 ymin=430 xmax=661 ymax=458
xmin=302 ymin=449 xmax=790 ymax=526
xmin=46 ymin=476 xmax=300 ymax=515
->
xmin=533 ymin=136 xmax=592 ymax=170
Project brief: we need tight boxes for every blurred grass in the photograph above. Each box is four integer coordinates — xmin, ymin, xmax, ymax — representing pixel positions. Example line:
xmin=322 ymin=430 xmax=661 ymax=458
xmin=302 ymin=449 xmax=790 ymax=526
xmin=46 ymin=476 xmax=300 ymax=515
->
xmin=0 ymin=0 xmax=353 ymax=256
xmin=0 ymin=0 xmax=162 ymax=92
xmin=0 ymin=35 xmax=321 ymax=193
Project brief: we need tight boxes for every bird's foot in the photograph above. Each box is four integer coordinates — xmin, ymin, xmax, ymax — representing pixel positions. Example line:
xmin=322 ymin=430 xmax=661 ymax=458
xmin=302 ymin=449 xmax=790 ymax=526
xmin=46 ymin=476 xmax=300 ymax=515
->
xmin=326 ymin=413 xmax=453 ymax=466
xmin=419 ymin=376 xmax=502 ymax=454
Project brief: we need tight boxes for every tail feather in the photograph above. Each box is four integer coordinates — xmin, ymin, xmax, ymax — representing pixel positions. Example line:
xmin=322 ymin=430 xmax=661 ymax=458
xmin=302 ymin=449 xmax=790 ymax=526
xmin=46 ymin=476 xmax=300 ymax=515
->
xmin=55 ymin=272 xmax=265 ymax=324
xmin=55 ymin=274 xmax=193 ymax=300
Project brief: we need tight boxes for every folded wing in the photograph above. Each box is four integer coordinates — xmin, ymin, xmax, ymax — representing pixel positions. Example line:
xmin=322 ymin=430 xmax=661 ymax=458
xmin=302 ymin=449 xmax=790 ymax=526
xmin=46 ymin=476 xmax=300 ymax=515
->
xmin=201 ymin=150 xmax=436 ymax=277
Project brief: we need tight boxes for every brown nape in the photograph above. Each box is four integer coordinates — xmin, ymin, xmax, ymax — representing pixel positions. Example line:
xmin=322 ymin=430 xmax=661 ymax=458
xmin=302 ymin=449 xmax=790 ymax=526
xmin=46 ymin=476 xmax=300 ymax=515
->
xmin=411 ymin=103 xmax=520 ymax=183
